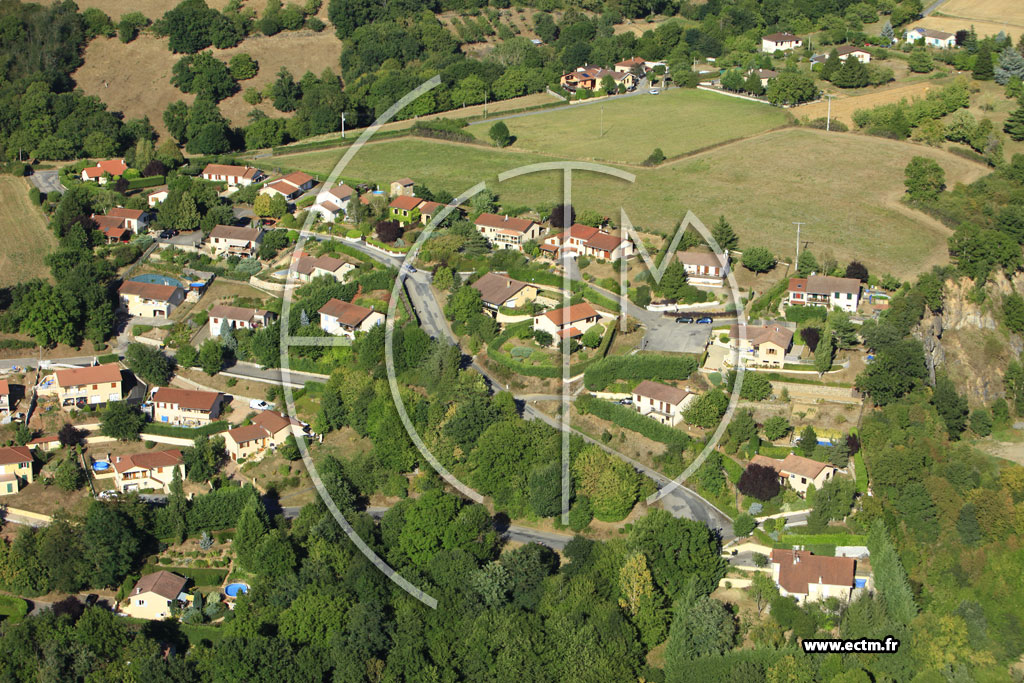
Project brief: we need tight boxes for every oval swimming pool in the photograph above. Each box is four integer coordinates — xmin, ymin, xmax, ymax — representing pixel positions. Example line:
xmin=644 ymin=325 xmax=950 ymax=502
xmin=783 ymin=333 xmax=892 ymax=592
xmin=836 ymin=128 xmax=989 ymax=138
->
xmin=224 ymin=582 xmax=249 ymax=598
xmin=92 ymin=461 xmax=110 ymax=472
xmin=131 ymin=273 xmax=184 ymax=288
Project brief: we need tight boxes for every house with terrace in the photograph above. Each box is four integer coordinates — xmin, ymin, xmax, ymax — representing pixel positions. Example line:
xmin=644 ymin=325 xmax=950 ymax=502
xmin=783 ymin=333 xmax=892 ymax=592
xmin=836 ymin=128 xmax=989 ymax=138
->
xmin=122 ymin=571 xmax=190 ymax=620
xmin=728 ymin=323 xmax=793 ymax=369
xmin=92 ymin=214 xmax=132 ymax=243
xmin=471 ymin=272 xmax=539 ymax=314
xmin=118 ymin=281 xmax=185 ymax=318
xmin=52 ymin=363 xmax=122 ymax=409
xmin=533 ymin=302 xmax=602 ymax=342
xmin=200 ymin=163 xmax=265 ymax=186
xmin=474 ymin=213 xmax=542 ymax=252
xmin=208 ymin=225 xmax=263 ymax=258
xmin=787 ymin=275 xmax=861 ymax=313
xmin=208 ymin=306 xmax=276 ymax=337
xmin=81 ymin=158 xmax=127 ymax=184
xmin=107 ymin=207 xmax=150 ymax=232
xmin=541 ymin=224 xmax=634 ymax=261
xmin=560 ymin=65 xmax=638 ymax=92
xmin=770 ymin=549 xmax=857 ymax=604
xmin=0 ymin=446 xmax=33 ymax=495
xmin=150 ymin=388 xmax=223 ymax=427
xmin=632 ymin=380 xmax=694 ymax=427
xmin=259 ymin=172 xmax=316 ymax=201
xmin=318 ymin=298 xmax=385 ymax=339
xmin=311 ymin=184 xmax=355 ymax=222
xmin=678 ymin=250 xmax=729 ymax=286
xmin=113 ymin=450 xmax=185 ymax=493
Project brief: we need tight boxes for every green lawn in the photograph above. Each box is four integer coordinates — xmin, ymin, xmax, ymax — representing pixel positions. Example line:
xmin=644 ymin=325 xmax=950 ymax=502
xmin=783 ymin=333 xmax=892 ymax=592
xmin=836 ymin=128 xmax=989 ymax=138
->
xmin=266 ymin=126 xmax=988 ymax=276
xmin=465 ymin=88 xmax=793 ymax=165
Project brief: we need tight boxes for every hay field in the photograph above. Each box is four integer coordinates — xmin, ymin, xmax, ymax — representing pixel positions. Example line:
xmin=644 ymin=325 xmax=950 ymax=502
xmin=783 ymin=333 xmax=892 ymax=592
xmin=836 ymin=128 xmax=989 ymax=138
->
xmin=0 ymin=177 xmax=56 ymax=287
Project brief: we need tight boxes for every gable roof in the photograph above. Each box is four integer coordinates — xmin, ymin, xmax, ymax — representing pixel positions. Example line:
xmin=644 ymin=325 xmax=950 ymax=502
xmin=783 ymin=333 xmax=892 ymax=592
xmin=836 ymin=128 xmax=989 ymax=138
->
xmin=208 ymin=305 xmax=269 ymax=323
xmin=318 ymin=298 xmax=377 ymax=327
xmin=394 ymin=177 xmax=414 ymax=187
xmin=209 ymin=224 xmax=261 ymax=242
xmin=779 ymin=453 xmax=832 ymax=479
xmin=770 ymin=549 xmax=855 ymax=594
xmin=114 ymin=449 xmax=183 ymax=474
xmin=324 ymin=184 xmax=354 ymax=201
xmin=93 ymin=214 xmax=127 ymax=231
xmin=151 ymin=388 xmax=221 ymax=412
xmin=0 ymin=379 xmax=8 ymax=394
xmin=633 ymin=380 xmax=689 ymax=406
xmin=132 ymin=570 xmax=188 ymax=600
xmin=252 ymin=410 xmax=290 ymax=435
xmin=763 ymin=32 xmax=801 ymax=42
xmin=806 ymin=274 xmax=860 ymax=296
xmin=729 ymin=323 xmax=793 ymax=349
xmin=83 ymin=159 xmax=127 ymax=178
xmin=586 ymin=231 xmax=624 ymax=252
xmin=419 ymin=200 xmax=443 ymax=216
xmin=543 ymin=303 xmax=599 ymax=327
xmin=475 ymin=213 xmax=536 ymax=234
xmin=118 ymin=280 xmax=181 ymax=303
xmin=280 ymin=171 xmax=314 ymax=188
xmin=201 ymin=164 xmax=262 ymax=180
xmin=678 ymin=250 xmax=728 ymax=268
xmin=748 ymin=454 xmax=784 ymax=474
xmin=55 ymin=363 xmax=122 ymax=388
xmin=471 ymin=272 xmax=531 ymax=306
xmin=226 ymin=424 xmax=270 ymax=444
xmin=909 ymin=27 xmax=953 ymax=39
xmin=0 ymin=446 xmax=32 ymax=465
xmin=389 ymin=195 xmax=423 ymax=211
xmin=108 ymin=207 xmax=145 ymax=220
xmin=265 ymin=180 xmax=298 ymax=195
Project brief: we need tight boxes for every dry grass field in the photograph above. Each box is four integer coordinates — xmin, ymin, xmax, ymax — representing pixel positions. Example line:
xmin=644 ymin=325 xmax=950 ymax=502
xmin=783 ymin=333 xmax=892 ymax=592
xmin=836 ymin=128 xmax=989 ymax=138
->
xmin=75 ymin=0 xmax=274 ymax=21
xmin=269 ymin=126 xmax=987 ymax=276
xmin=793 ymin=77 xmax=953 ymax=127
xmin=920 ymin=0 xmax=1024 ymax=40
xmin=0 ymin=176 xmax=56 ymax=287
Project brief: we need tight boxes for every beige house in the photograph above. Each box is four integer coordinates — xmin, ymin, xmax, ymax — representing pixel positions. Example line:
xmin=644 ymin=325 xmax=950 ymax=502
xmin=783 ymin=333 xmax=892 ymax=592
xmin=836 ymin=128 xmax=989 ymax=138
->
xmin=200 ymin=163 xmax=265 ymax=186
xmin=418 ymin=201 xmax=444 ymax=226
xmin=208 ymin=225 xmax=263 ymax=258
xmin=560 ymin=65 xmax=639 ymax=92
xmin=148 ymin=187 xmax=169 ymax=207
xmin=770 ymin=549 xmax=855 ymax=604
xmin=318 ymin=298 xmax=385 ymax=339
xmin=113 ymin=450 xmax=185 ymax=493
xmin=471 ymin=272 xmax=538 ymax=313
xmin=151 ymin=388 xmax=223 ymax=427
xmin=391 ymin=178 xmax=415 ymax=197
xmin=0 ymin=379 xmax=9 ymax=412
xmin=632 ymin=380 xmax=694 ymax=427
xmin=208 ymin=306 xmax=276 ymax=337
xmin=0 ymin=446 xmax=33 ymax=495
xmin=728 ymin=323 xmax=793 ymax=368
xmin=787 ymin=275 xmax=860 ymax=313
xmin=678 ymin=251 xmax=730 ymax=287
xmin=54 ymin=363 xmax=123 ymax=409
xmin=224 ymin=424 xmax=272 ymax=461
xmin=122 ymin=571 xmax=190 ymax=620
xmin=474 ymin=213 xmax=543 ymax=251
xmin=252 ymin=410 xmax=305 ymax=443
xmin=541 ymin=224 xmax=634 ymax=261
xmin=293 ymin=254 xmax=356 ymax=283
xmin=749 ymin=453 xmax=836 ymax=496
xmin=533 ymin=303 xmax=602 ymax=341
xmin=761 ymin=32 xmax=802 ymax=52
xmin=118 ymin=281 xmax=185 ymax=318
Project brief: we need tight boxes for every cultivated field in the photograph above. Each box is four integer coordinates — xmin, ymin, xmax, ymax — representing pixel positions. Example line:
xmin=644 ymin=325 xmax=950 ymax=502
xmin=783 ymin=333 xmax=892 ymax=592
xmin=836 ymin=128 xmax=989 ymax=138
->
xmin=0 ymin=177 xmax=56 ymax=287
xmin=793 ymin=77 xmax=954 ymax=127
xmin=466 ymin=88 xmax=793 ymax=165
xmin=921 ymin=0 xmax=1024 ymax=40
xmin=269 ymin=126 xmax=987 ymax=275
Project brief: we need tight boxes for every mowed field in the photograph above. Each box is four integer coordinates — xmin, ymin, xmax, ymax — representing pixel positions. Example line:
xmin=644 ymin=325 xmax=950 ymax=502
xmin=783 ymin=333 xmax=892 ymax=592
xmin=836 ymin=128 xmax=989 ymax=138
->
xmin=0 ymin=177 xmax=56 ymax=287
xmin=466 ymin=88 xmax=793 ymax=165
xmin=918 ymin=0 xmax=1024 ymax=41
xmin=269 ymin=126 xmax=987 ymax=275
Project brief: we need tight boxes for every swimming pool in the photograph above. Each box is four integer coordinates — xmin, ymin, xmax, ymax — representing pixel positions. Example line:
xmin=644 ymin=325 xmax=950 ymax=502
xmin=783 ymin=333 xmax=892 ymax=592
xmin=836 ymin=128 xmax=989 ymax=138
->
xmin=92 ymin=461 xmax=110 ymax=472
xmin=131 ymin=273 xmax=184 ymax=288
xmin=224 ymin=582 xmax=249 ymax=598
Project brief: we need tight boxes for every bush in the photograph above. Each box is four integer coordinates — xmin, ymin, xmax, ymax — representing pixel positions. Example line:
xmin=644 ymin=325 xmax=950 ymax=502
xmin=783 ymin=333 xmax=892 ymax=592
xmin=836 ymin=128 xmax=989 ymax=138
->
xmin=643 ymin=148 xmax=666 ymax=166
xmin=732 ymin=513 xmax=757 ymax=537
xmin=576 ymin=394 xmax=689 ymax=448
xmin=584 ymin=354 xmax=698 ymax=391
xmin=737 ymin=463 xmax=781 ymax=501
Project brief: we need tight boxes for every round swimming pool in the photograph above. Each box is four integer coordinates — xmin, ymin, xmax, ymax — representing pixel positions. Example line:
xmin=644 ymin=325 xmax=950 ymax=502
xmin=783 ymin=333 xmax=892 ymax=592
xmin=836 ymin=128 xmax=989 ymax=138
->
xmin=92 ymin=461 xmax=110 ymax=472
xmin=131 ymin=273 xmax=184 ymax=288
xmin=224 ymin=582 xmax=249 ymax=598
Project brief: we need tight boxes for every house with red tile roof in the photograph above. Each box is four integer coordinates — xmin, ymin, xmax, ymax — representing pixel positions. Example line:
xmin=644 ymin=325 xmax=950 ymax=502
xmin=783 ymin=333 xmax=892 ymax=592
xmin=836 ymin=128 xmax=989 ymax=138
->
xmin=0 ymin=379 xmax=8 ymax=412
xmin=542 ymin=224 xmax=634 ymax=261
xmin=474 ymin=213 xmax=542 ymax=252
xmin=200 ymin=163 xmax=265 ymax=186
xmin=418 ymin=201 xmax=445 ymax=225
xmin=0 ymin=446 xmax=33 ymax=495
xmin=113 ymin=450 xmax=185 ymax=493
xmin=312 ymin=184 xmax=355 ymax=221
xmin=770 ymin=549 xmax=856 ymax=604
xmin=318 ymin=298 xmax=384 ymax=339
xmin=533 ymin=302 xmax=602 ymax=341
xmin=259 ymin=171 xmax=316 ymax=200
xmin=122 ymin=570 xmax=190 ymax=620
xmin=81 ymin=159 xmax=127 ymax=183
xmin=208 ymin=225 xmax=263 ymax=258
xmin=107 ymin=207 xmax=150 ymax=232
xmin=389 ymin=195 xmax=424 ymax=224
xmin=118 ymin=281 xmax=185 ymax=318
xmin=632 ymin=380 xmax=694 ymax=426
xmin=150 ymin=388 xmax=223 ymax=427
xmin=748 ymin=453 xmax=836 ymax=496
xmin=677 ymin=250 xmax=729 ymax=286
xmin=51 ymin=363 xmax=123 ymax=409
xmin=728 ymin=323 xmax=793 ymax=368
xmin=208 ymin=306 xmax=276 ymax=337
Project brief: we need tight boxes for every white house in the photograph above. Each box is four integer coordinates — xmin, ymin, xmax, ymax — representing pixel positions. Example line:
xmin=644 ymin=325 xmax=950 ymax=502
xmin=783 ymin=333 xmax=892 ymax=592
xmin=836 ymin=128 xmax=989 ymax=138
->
xmin=200 ymin=163 xmax=265 ymax=186
xmin=208 ymin=224 xmax=263 ymax=258
xmin=632 ymin=380 xmax=694 ymax=427
xmin=677 ymin=250 xmax=729 ymax=286
xmin=147 ymin=186 xmax=169 ymax=207
xmin=761 ymin=32 xmax=803 ymax=52
xmin=811 ymin=46 xmax=872 ymax=66
xmin=318 ymin=298 xmax=385 ymax=339
xmin=770 ymin=549 xmax=856 ymax=604
xmin=532 ymin=303 xmax=602 ymax=341
xmin=311 ymin=184 xmax=355 ymax=221
xmin=787 ymin=275 xmax=861 ymax=313
xmin=107 ymin=207 xmax=150 ymax=232
xmin=259 ymin=172 xmax=316 ymax=200
xmin=293 ymin=254 xmax=356 ymax=283
xmin=81 ymin=159 xmax=127 ymax=184
xmin=904 ymin=27 xmax=956 ymax=48
xmin=541 ymin=224 xmax=634 ymax=261
xmin=208 ymin=305 xmax=276 ymax=336
xmin=474 ymin=213 xmax=543 ymax=252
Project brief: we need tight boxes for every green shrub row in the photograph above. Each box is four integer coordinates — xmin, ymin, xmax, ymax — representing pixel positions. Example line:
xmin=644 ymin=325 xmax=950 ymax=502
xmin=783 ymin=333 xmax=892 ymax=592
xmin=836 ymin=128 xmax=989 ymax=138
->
xmin=584 ymin=354 xmax=698 ymax=391
xmin=96 ymin=353 xmax=120 ymax=364
xmin=783 ymin=306 xmax=827 ymax=323
xmin=0 ymin=339 xmax=36 ymax=350
xmin=576 ymin=393 xmax=690 ymax=448
xmin=777 ymin=532 xmax=866 ymax=546
xmin=126 ymin=175 xmax=165 ymax=190
xmin=141 ymin=564 xmax=229 ymax=587
xmin=142 ymin=421 xmax=230 ymax=438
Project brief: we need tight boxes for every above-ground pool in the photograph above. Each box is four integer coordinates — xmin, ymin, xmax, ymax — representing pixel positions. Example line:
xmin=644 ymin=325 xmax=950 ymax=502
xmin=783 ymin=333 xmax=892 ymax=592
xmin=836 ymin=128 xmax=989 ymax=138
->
xmin=92 ymin=461 xmax=110 ymax=472
xmin=131 ymin=273 xmax=184 ymax=288
xmin=224 ymin=583 xmax=249 ymax=598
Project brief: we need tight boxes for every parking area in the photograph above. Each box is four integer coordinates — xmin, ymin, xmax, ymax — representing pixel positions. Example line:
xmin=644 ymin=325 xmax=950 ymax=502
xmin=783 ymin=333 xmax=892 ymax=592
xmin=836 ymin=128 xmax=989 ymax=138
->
xmin=641 ymin=321 xmax=712 ymax=355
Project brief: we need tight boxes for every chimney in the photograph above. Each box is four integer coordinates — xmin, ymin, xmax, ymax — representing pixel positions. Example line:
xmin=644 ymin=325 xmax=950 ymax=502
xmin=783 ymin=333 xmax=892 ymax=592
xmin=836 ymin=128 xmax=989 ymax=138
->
xmin=507 ymin=280 xmax=511 ymax=288
xmin=504 ymin=214 xmax=508 ymax=221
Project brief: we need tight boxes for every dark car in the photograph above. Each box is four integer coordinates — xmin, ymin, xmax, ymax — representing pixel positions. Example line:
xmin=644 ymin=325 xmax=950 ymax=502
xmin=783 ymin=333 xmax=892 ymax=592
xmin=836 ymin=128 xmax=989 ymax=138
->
xmin=618 ymin=398 xmax=633 ymax=405
xmin=159 ymin=230 xmax=173 ymax=239
xmin=675 ymin=316 xmax=694 ymax=324
xmin=696 ymin=317 xmax=713 ymax=324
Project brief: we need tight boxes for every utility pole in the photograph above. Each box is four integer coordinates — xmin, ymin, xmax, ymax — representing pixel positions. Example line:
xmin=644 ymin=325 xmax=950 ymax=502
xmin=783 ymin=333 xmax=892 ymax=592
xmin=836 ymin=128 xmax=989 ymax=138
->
xmin=824 ymin=94 xmax=835 ymax=131
xmin=341 ymin=112 xmax=346 ymax=139
xmin=793 ymin=222 xmax=805 ymax=264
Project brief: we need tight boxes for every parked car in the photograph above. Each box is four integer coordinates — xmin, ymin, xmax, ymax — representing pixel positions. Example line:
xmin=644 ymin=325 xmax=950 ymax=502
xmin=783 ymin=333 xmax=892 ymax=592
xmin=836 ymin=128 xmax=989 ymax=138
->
xmin=97 ymin=490 xmax=120 ymax=501
xmin=649 ymin=89 xmax=660 ymax=95
xmin=249 ymin=399 xmax=273 ymax=411
xmin=675 ymin=316 xmax=694 ymax=324
xmin=159 ymin=230 xmax=173 ymax=239
xmin=618 ymin=398 xmax=633 ymax=405
xmin=403 ymin=264 xmax=417 ymax=273
xmin=696 ymin=317 xmax=713 ymax=324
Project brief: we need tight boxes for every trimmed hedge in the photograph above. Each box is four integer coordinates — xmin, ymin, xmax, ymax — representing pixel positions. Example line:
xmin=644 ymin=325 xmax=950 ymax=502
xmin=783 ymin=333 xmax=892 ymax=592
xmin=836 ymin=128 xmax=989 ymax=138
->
xmin=0 ymin=595 xmax=28 ymax=624
xmin=584 ymin=354 xmax=699 ymax=391
xmin=722 ymin=457 xmax=743 ymax=484
xmin=0 ymin=339 xmax=36 ymax=350
xmin=778 ymin=532 xmax=866 ymax=546
xmin=126 ymin=175 xmax=165 ymax=190
xmin=854 ymin=451 xmax=868 ymax=494
xmin=141 ymin=564 xmax=228 ymax=587
xmin=783 ymin=305 xmax=827 ymax=323
xmin=96 ymin=353 xmax=120 ymax=364
xmin=576 ymin=393 xmax=690 ymax=448
xmin=143 ymin=421 xmax=230 ymax=438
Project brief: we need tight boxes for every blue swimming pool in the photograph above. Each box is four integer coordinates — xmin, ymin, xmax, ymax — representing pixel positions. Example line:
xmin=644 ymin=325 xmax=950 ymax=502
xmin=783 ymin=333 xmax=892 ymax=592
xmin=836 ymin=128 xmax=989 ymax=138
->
xmin=131 ymin=273 xmax=184 ymax=288
xmin=92 ymin=461 xmax=110 ymax=472
xmin=224 ymin=582 xmax=249 ymax=598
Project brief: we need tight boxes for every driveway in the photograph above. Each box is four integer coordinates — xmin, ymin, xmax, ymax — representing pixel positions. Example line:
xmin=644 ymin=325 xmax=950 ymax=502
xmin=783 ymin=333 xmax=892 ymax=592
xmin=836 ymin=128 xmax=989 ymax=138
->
xmin=154 ymin=230 xmax=204 ymax=249
xmin=642 ymin=321 xmax=712 ymax=354
xmin=29 ymin=170 xmax=65 ymax=195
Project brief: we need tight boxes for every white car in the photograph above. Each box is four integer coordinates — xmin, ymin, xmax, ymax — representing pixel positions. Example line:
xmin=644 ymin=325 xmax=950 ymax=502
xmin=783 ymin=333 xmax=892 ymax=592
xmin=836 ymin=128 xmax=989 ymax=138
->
xmin=649 ymin=89 xmax=660 ymax=95
xmin=249 ymin=400 xmax=273 ymax=411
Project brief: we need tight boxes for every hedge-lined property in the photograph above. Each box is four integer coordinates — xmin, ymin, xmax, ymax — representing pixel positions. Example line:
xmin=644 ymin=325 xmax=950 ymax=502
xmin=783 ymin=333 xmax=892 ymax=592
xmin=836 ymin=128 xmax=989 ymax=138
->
xmin=142 ymin=421 xmax=230 ymax=439
xmin=141 ymin=565 xmax=228 ymax=588
xmin=576 ymin=393 xmax=690 ymax=449
xmin=584 ymin=354 xmax=699 ymax=391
